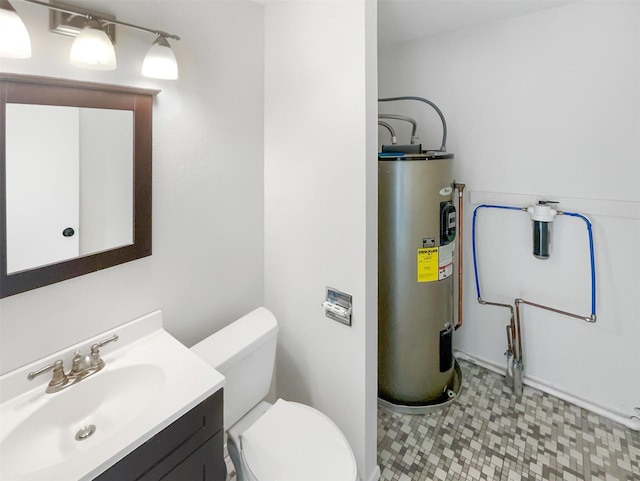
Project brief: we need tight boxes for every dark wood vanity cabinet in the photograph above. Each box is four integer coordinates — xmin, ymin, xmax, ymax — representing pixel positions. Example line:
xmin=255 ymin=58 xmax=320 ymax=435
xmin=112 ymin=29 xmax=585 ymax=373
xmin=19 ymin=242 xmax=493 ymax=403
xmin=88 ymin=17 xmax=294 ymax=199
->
xmin=94 ymin=389 xmax=225 ymax=481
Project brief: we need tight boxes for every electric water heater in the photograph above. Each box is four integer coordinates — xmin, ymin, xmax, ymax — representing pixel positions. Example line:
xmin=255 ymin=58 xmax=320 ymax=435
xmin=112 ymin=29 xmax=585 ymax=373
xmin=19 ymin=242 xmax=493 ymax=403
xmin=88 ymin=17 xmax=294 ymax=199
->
xmin=378 ymin=152 xmax=456 ymax=407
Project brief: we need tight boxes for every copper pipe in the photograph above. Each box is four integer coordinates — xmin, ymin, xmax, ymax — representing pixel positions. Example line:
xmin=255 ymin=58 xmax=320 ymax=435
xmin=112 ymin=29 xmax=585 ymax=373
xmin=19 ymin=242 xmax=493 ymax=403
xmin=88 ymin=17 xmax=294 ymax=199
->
xmin=479 ymin=299 xmax=517 ymax=358
xmin=505 ymin=325 xmax=513 ymax=356
xmin=512 ymin=297 xmax=595 ymax=367
xmin=515 ymin=298 xmax=594 ymax=324
xmin=454 ymin=183 xmax=466 ymax=330
xmin=514 ymin=301 xmax=524 ymax=364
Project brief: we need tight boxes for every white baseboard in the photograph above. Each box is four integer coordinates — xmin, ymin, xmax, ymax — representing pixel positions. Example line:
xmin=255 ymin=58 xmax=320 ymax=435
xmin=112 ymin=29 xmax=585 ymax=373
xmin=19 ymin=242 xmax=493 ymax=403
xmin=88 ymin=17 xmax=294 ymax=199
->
xmin=454 ymin=350 xmax=640 ymax=432
xmin=364 ymin=465 xmax=381 ymax=481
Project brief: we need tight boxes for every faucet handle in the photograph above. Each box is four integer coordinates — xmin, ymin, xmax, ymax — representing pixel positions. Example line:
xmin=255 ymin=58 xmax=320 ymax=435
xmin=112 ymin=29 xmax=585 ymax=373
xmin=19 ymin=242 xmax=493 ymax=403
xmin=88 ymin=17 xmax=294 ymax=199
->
xmin=90 ymin=334 xmax=119 ymax=369
xmin=27 ymin=360 xmax=68 ymax=390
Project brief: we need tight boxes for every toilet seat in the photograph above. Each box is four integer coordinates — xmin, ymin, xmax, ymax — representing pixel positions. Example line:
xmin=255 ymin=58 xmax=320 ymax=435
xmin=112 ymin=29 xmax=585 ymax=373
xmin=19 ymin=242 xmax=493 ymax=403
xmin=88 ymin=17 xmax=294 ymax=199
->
xmin=239 ymin=399 xmax=358 ymax=481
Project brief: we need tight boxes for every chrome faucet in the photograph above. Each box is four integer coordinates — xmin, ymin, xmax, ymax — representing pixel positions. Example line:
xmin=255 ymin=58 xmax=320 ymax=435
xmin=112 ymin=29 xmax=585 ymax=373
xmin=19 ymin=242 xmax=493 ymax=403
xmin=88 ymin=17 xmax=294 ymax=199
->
xmin=28 ymin=334 xmax=119 ymax=393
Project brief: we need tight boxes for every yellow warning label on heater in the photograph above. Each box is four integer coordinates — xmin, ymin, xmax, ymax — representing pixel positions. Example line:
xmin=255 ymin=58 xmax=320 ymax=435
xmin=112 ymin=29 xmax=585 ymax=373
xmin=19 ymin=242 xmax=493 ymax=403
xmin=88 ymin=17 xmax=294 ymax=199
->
xmin=417 ymin=247 xmax=439 ymax=283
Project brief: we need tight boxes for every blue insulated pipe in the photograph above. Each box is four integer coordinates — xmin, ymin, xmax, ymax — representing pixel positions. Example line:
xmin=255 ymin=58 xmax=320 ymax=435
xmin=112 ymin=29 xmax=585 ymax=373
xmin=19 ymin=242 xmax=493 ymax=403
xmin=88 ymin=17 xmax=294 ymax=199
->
xmin=472 ymin=204 xmax=597 ymax=320
xmin=559 ymin=211 xmax=597 ymax=319
xmin=472 ymin=204 xmax=525 ymax=300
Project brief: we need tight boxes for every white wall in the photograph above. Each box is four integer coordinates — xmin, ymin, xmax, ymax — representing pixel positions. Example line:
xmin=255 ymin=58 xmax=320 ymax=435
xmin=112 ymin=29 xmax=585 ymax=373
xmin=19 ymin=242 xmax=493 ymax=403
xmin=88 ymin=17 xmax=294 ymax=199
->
xmin=0 ymin=0 xmax=265 ymax=374
xmin=379 ymin=1 xmax=640 ymax=424
xmin=264 ymin=1 xmax=379 ymax=480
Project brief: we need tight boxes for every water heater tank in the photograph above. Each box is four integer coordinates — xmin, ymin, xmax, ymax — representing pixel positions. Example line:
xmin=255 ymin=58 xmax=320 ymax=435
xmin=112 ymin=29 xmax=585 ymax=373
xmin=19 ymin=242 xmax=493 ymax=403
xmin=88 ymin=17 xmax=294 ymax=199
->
xmin=378 ymin=152 xmax=456 ymax=407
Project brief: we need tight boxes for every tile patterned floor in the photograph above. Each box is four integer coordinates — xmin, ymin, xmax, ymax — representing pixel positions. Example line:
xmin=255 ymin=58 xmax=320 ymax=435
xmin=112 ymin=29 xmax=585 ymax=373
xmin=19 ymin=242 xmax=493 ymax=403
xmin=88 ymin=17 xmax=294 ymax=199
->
xmin=224 ymin=360 xmax=639 ymax=481
xmin=378 ymin=360 xmax=640 ymax=481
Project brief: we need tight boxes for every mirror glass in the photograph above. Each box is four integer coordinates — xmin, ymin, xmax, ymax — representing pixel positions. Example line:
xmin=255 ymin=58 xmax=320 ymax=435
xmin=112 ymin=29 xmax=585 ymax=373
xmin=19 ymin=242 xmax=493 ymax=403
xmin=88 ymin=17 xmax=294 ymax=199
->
xmin=1 ymin=73 xmax=158 ymax=298
xmin=5 ymin=105 xmax=134 ymax=274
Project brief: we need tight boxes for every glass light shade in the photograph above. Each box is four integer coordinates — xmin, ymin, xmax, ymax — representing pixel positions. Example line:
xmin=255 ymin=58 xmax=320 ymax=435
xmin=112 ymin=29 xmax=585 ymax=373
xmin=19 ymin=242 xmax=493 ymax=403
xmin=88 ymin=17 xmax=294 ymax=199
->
xmin=0 ymin=0 xmax=31 ymax=58
xmin=69 ymin=20 xmax=116 ymax=70
xmin=142 ymin=36 xmax=178 ymax=80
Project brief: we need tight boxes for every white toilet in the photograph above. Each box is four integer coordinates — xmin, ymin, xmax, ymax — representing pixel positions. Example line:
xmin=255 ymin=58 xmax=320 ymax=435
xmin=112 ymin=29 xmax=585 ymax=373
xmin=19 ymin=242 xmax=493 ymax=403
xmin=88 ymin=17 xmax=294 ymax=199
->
xmin=191 ymin=307 xmax=358 ymax=481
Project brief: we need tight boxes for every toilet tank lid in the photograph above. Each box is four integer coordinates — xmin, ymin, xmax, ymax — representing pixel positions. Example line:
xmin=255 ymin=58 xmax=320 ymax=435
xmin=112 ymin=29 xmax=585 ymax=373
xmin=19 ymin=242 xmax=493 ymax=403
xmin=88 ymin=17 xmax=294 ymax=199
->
xmin=191 ymin=307 xmax=278 ymax=371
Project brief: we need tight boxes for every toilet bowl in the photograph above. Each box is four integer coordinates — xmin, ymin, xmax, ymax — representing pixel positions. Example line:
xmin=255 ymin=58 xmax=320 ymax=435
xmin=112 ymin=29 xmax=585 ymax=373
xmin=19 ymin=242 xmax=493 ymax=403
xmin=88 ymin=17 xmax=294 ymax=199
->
xmin=191 ymin=307 xmax=358 ymax=481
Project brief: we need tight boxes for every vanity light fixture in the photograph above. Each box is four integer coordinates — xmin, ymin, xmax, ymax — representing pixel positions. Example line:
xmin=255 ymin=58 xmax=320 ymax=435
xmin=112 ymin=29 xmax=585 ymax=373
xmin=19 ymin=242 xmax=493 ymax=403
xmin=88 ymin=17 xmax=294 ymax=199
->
xmin=0 ymin=0 xmax=31 ymax=58
xmin=69 ymin=18 xmax=116 ymax=70
xmin=1 ymin=0 xmax=180 ymax=79
xmin=142 ymin=34 xmax=178 ymax=80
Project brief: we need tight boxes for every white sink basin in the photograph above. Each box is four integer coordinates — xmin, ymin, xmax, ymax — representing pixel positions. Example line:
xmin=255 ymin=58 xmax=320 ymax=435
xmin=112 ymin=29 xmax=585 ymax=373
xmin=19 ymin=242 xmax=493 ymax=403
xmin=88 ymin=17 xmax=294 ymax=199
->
xmin=0 ymin=311 xmax=225 ymax=481
xmin=1 ymin=364 xmax=164 ymax=477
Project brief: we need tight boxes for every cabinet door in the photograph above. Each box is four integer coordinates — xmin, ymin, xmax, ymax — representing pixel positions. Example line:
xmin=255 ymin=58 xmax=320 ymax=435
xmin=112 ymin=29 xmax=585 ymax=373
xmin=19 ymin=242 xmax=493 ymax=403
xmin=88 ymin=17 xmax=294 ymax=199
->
xmin=160 ymin=434 xmax=226 ymax=481
xmin=94 ymin=390 xmax=223 ymax=481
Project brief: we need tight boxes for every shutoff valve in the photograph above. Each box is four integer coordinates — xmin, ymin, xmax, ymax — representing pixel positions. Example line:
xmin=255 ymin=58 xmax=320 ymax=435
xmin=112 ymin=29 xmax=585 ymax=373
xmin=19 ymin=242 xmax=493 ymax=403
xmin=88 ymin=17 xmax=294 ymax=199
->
xmin=527 ymin=201 xmax=558 ymax=259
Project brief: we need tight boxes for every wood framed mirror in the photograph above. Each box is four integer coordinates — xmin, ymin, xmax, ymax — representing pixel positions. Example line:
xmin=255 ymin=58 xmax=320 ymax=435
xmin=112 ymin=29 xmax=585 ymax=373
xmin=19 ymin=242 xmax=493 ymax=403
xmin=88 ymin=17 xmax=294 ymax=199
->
xmin=0 ymin=73 xmax=159 ymax=298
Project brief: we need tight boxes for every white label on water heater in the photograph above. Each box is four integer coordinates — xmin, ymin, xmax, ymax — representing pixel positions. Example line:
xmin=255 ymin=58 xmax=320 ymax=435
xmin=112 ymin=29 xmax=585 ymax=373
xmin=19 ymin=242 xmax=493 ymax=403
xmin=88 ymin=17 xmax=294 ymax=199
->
xmin=439 ymin=264 xmax=453 ymax=280
xmin=438 ymin=243 xmax=454 ymax=280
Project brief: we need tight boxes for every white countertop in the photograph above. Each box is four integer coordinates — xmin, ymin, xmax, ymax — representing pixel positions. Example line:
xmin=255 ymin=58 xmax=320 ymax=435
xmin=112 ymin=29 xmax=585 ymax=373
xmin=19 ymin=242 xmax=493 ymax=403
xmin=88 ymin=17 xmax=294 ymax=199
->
xmin=0 ymin=310 xmax=225 ymax=481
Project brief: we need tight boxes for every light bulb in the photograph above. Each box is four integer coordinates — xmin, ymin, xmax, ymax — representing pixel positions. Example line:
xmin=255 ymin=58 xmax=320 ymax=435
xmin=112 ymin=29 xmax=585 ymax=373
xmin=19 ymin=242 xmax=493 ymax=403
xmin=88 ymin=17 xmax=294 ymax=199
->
xmin=69 ymin=19 xmax=116 ymax=70
xmin=142 ymin=35 xmax=178 ymax=80
xmin=0 ymin=0 xmax=31 ymax=58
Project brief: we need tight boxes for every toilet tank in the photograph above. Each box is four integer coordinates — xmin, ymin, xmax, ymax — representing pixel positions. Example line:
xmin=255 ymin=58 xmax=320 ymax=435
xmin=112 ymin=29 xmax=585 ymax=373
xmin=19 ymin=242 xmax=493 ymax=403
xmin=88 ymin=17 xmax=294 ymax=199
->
xmin=191 ymin=307 xmax=278 ymax=430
